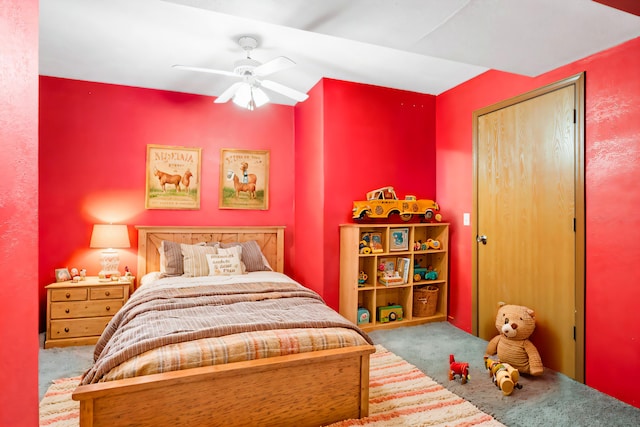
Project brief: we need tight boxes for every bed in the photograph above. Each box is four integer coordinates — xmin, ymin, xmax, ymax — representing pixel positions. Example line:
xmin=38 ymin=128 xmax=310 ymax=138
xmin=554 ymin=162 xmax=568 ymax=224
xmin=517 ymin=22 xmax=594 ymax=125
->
xmin=72 ymin=225 xmax=375 ymax=427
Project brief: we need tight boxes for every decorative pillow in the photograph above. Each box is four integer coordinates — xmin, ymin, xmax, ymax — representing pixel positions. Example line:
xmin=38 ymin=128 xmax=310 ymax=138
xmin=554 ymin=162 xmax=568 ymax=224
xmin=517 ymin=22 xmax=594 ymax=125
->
xmin=216 ymin=245 xmax=247 ymax=273
xmin=181 ymin=243 xmax=219 ymax=277
xmin=219 ymin=240 xmax=272 ymax=272
xmin=206 ymin=253 xmax=244 ymax=276
xmin=159 ymin=241 xmax=184 ymax=277
xmin=159 ymin=241 xmax=218 ymax=277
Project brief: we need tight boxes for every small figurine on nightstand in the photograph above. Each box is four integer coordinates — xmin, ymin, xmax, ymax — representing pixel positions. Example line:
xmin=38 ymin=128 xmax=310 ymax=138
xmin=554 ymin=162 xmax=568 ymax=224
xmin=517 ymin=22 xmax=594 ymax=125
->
xmin=80 ymin=269 xmax=86 ymax=280
xmin=124 ymin=266 xmax=132 ymax=277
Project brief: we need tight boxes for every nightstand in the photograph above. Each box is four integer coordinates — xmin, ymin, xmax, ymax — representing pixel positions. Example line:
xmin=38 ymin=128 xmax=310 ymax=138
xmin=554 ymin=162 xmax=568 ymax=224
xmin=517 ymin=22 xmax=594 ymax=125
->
xmin=44 ymin=276 xmax=134 ymax=348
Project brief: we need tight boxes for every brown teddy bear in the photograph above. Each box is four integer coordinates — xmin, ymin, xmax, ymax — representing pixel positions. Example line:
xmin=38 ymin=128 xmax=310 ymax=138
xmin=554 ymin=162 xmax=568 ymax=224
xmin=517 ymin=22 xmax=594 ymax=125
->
xmin=485 ymin=302 xmax=544 ymax=376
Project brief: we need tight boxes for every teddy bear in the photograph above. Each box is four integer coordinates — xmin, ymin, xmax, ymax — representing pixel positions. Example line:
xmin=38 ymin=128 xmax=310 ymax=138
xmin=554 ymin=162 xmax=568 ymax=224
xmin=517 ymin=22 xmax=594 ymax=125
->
xmin=485 ymin=302 xmax=544 ymax=376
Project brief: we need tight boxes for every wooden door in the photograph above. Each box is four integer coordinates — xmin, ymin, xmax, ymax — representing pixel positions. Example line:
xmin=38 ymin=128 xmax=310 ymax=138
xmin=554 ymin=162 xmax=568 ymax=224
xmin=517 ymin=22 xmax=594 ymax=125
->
xmin=473 ymin=74 xmax=585 ymax=381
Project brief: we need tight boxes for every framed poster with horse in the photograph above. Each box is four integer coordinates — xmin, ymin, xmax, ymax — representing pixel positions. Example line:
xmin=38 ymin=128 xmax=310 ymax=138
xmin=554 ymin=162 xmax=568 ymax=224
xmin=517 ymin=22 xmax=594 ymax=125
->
xmin=145 ymin=144 xmax=202 ymax=210
xmin=219 ymin=148 xmax=269 ymax=210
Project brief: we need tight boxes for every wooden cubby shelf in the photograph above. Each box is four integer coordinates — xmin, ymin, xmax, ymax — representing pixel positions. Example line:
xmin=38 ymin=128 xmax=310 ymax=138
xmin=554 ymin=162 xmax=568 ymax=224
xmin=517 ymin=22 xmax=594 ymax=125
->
xmin=339 ymin=223 xmax=449 ymax=332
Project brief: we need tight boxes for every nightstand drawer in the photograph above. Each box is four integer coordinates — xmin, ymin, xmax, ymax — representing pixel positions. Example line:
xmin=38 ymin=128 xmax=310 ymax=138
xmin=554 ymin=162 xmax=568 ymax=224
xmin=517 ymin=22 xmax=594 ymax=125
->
xmin=45 ymin=276 xmax=133 ymax=348
xmin=50 ymin=288 xmax=88 ymax=302
xmin=49 ymin=316 xmax=113 ymax=339
xmin=90 ymin=286 xmax=124 ymax=300
xmin=50 ymin=300 xmax=124 ymax=319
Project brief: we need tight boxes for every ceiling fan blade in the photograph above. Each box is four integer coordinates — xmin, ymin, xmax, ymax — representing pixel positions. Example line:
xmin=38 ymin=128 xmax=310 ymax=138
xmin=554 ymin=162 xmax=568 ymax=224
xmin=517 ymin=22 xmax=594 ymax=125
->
xmin=214 ymin=82 xmax=244 ymax=104
xmin=261 ymin=79 xmax=309 ymax=102
xmin=253 ymin=56 xmax=296 ymax=77
xmin=172 ymin=64 xmax=237 ymax=77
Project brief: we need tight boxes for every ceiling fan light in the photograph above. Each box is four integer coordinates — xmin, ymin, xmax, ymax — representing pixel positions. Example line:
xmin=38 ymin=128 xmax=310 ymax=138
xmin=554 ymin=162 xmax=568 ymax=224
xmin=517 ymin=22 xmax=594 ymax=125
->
xmin=232 ymin=84 xmax=269 ymax=110
xmin=252 ymin=87 xmax=269 ymax=107
xmin=232 ymin=84 xmax=251 ymax=108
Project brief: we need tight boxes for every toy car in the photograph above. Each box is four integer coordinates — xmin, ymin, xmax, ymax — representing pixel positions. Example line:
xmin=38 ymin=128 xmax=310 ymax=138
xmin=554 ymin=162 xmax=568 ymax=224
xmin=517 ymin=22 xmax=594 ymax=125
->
xmin=414 ymin=267 xmax=438 ymax=281
xmin=352 ymin=186 xmax=439 ymax=221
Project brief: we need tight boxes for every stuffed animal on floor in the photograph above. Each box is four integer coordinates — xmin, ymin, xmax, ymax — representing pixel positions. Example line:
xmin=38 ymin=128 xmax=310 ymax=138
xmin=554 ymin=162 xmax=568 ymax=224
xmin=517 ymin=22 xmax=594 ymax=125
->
xmin=485 ymin=302 xmax=544 ymax=376
xmin=485 ymin=356 xmax=521 ymax=395
xmin=449 ymin=354 xmax=470 ymax=384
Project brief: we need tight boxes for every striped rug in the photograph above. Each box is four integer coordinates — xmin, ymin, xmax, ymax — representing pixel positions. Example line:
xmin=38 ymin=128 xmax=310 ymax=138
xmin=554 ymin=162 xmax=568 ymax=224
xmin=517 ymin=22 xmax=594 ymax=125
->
xmin=39 ymin=376 xmax=81 ymax=427
xmin=327 ymin=345 xmax=504 ymax=426
xmin=39 ymin=346 xmax=504 ymax=427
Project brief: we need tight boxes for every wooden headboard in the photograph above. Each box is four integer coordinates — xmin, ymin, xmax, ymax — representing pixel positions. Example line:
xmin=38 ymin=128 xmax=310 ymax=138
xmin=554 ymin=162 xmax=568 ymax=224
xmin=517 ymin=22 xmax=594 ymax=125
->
xmin=135 ymin=226 xmax=285 ymax=277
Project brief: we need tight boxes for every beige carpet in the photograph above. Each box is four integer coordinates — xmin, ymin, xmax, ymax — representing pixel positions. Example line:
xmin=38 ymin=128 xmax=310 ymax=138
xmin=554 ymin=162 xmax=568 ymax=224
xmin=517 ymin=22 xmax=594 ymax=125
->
xmin=40 ymin=345 xmax=504 ymax=427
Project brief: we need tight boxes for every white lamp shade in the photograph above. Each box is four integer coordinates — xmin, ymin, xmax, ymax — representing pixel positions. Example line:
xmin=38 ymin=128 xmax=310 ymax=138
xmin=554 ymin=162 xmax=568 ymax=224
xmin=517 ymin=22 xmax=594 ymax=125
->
xmin=90 ymin=224 xmax=130 ymax=277
xmin=90 ymin=224 xmax=130 ymax=249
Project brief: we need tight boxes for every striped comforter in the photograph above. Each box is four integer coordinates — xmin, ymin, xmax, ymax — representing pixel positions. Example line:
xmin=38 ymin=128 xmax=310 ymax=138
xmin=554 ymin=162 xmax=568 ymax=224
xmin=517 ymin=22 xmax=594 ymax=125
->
xmin=81 ymin=272 xmax=371 ymax=384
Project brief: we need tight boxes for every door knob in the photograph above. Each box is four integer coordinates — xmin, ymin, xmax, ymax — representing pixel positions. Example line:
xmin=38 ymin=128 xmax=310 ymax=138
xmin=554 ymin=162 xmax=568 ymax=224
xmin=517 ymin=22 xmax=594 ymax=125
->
xmin=476 ymin=235 xmax=487 ymax=245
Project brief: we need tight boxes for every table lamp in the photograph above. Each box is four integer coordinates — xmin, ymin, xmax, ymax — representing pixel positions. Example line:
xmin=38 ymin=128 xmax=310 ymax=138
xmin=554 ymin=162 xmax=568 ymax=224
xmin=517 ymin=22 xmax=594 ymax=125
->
xmin=89 ymin=224 xmax=130 ymax=278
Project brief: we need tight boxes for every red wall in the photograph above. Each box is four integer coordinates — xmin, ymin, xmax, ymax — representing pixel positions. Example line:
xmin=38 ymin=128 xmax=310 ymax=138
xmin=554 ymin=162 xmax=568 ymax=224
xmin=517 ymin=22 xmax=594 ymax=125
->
xmin=294 ymin=79 xmax=437 ymax=308
xmin=436 ymin=36 xmax=640 ymax=407
xmin=38 ymin=77 xmax=297 ymax=328
xmin=292 ymin=81 xmax=326 ymax=295
xmin=23 ymin=24 xmax=640 ymax=416
xmin=0 ymin=0 xmax=39 ymax=425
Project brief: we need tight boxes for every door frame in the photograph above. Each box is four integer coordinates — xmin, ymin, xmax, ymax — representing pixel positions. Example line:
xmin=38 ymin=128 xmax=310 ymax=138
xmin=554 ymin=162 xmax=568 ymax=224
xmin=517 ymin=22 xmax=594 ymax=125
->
xmin=471 ymin=73 xmax=585 ymax=382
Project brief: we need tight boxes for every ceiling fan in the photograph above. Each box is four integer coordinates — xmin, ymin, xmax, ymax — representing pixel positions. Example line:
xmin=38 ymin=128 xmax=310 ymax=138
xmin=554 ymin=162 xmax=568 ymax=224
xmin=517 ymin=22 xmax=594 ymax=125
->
xmin=173 ymin=36 xmax=309 ymax=110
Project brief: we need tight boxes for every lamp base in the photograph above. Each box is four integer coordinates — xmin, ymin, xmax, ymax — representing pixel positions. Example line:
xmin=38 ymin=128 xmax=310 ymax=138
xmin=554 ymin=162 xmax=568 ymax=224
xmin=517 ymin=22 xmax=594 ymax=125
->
xmin=99 ymin=248 xmax=120 ymax=278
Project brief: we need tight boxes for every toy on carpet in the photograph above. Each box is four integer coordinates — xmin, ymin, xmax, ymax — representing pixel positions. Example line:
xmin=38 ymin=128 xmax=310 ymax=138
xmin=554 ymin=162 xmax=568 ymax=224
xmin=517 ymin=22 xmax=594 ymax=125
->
xmin=485 ymin=302 xmax=544 ymax=376
xmin=448 ymin=354 xmax=470 ymax=384
xmin=484 ymin=356 xmax=522 ymax=395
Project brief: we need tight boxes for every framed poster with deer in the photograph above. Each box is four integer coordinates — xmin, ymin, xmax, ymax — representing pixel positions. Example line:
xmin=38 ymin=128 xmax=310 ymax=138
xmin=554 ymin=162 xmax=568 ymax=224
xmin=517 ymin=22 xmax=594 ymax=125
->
xmin=145 ymin=145 xmax=201 ymax=210
xmin=219 ymin=148 xmax=269 ymax=210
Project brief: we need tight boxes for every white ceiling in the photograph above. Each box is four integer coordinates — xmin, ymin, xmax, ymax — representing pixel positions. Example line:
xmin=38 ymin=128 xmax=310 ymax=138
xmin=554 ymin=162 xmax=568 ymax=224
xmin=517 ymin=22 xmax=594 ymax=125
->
xmin=39 ymin=0 xmax=640 ymax=106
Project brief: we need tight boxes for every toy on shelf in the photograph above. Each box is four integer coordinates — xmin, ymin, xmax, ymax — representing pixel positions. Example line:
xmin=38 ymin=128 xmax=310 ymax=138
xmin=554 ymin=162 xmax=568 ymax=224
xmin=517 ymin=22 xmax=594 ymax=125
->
xmin=485 ymin=356 xmax=521 ymax=395
xmin=377 ymin=258 xmax=404 ymax=286
xmin=414 ymin=239 xmax=441 ymax=251
xmin=449 ymin=354 xmax=470 ymax=384
xmin=359 ymin=234 xmax=372 ymax=254
xmin=358 ymin=271 xmax=368 ymax=286
xmin=414 ymin=240 xmax=428 ymax=251
xmin=425 ymin=266 xmax=438 ymax=280
xmin=413 ymin=264 xmax=438 ymax=281
xmin=426 ymin=239 xmax=441 ymax=249
xmin=357 ymin=307 xmax=370 ymax=325
xmin=377 ymin=304 xmax=403 ymax=323
xmin=352 ymin=186 xmax=440 ymax=222
xmin=485 ymin=302 xmax=544 ymax=376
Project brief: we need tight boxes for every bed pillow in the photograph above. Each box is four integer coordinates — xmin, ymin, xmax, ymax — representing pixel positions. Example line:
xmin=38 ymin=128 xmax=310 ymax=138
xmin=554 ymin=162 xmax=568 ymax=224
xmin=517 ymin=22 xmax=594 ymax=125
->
xmin=206 ymin=252 xmax=244 ymax=276
xmin=181 ymin=243 xmax=219 ymax=277
xmin=159 ymin=241 xmax=219 ymax=277
xmin=159 ymin=241 xmax=184 ymax=277
xmin=219 ymin=240 xmax=272 ymax=272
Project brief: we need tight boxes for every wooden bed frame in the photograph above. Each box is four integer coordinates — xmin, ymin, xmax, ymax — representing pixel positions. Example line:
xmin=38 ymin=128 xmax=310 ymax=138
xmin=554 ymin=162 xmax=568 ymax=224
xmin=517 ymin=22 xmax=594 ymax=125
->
xmin=72 ymin=226 xmax=375 ymax=427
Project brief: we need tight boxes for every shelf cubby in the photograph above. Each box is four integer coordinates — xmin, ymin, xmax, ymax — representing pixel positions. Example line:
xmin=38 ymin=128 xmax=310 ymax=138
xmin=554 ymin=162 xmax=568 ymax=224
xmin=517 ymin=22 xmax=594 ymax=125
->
xmin=339 ymin=223 xmax=449 ymax=332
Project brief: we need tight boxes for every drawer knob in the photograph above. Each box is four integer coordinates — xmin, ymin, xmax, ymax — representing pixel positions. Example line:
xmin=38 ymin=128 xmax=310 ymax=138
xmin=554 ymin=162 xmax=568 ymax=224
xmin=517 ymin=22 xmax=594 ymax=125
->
xmin=105 ymin=291 xmax=110 ymax=296
xmin=66 ymin=293 xmax=71 ymax=298
xmin=65 ymin=308 xmax=70 ymax=314
xmin=106 ymin=306 xmax=111 ymax=311
xmin=64 ymin=327 xmax=69 ymax=333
